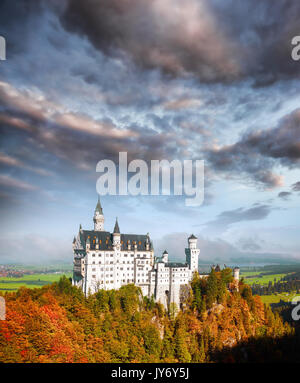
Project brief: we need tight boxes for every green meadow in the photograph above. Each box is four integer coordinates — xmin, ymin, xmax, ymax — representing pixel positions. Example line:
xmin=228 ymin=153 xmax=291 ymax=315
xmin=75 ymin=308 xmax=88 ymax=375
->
xmin=0 ymin=273 xmax=72 ymax=292
xmin=260 ymin=292 xmax=297 ymax=305
xmin=242 ymin=273 xmax=289 ymax=285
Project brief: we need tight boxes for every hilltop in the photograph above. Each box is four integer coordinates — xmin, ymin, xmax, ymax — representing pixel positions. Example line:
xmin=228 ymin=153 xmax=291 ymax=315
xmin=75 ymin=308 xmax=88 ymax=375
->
xmin=0 ymin=268 xmax=298 ymax=363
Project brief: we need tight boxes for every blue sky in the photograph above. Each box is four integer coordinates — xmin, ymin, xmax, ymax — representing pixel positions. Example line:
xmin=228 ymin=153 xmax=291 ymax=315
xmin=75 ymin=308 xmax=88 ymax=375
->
xmin=0 ymin=0 xmax=300 ymax=266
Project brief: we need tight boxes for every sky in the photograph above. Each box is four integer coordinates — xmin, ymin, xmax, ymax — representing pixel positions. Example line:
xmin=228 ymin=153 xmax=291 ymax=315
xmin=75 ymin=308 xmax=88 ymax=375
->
xmin=0 ymin=0 xmax=300 ymax=266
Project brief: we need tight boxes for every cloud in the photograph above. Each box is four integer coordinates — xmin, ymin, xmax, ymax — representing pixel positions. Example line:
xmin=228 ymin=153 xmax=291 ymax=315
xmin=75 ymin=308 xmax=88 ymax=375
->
xmin=155 ymin=231 xmax=297 ymax=265
xmin=0 ymin=81 xmax=182 ymax=168
xmin=210 ymin=0 xmax=300 ymax=86
xmin=0 ymin=152 xmax=53 ymax=176
xmin=236 ymin=237 xmax=262 ymax=252
xmin=0 ymin=174 xmax=37 ymax=191
xmin=163 ymin=98 xmax=203 ymax=111
xmin=61 ymin=0 xmax=241 ymax=83
xmin=203 ymin=204 xmax=273 ymax=233
xmin=0 ymin=233 xmax=72 ymax=264
xmin=292 ymin=181 xmax=300 ymax=192
xmin=60 ymin=0 xmax=300 ymax=85
xmin=278 ymin=191 xmax=292 ymax=200
xmin=0 ymin=81 xmax=135 ymax=139
xmin=205 ymin=108 xmax=300 ymax=188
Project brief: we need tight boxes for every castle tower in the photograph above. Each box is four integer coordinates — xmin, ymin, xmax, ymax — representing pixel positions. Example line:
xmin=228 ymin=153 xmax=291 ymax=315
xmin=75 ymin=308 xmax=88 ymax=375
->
xmin=185 ymin=234 xmax=200 ymax=274
xmin=112 ymin=217 xmax=121 ymax=249
xmin=162 ymin=250 xmax=168 ymax=263
xmin=233 ymin=267 xmax=240 ymax=281
xmin=233 ymin=267 xmax=240 ymax=291
xmin=93 ymin=197 xmax=104 ymax=231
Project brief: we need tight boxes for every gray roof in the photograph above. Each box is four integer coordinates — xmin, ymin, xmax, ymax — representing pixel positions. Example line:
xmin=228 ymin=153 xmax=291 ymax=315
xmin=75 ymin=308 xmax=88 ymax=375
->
xmin=81 ymin=230 xmax=152 ymax=251
xmin=113 ymin=218 xmax=120 ymax=234
xmin=163 ymin=250 xmax=168 ymax=255
xmin=95 ymin=197 xmax=103 ymax=214
xmin=188 ymin=234 xmax=197 ymax=240
xmin=165 ymin=262 xmax=188 ymax=268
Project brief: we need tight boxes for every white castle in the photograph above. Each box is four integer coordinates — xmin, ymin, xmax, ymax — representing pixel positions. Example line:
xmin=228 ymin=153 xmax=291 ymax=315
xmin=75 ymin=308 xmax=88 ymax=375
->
xmin=72 ymin=198 xmax=239 ymax=309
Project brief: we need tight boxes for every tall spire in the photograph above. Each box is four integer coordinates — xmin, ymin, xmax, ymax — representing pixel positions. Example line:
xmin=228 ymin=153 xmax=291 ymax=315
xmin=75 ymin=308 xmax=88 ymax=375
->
xmin=93 ymin=196 xmax=104 ymax=231
xmin=95 ymin=196 xmax=103 ymax=214
xmin=113 ymin=217 xmax=120 ymax=234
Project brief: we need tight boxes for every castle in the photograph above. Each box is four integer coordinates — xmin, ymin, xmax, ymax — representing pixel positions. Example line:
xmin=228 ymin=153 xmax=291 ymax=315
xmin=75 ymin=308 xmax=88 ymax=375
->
xmin=72 ymin=198 xmax=239 ymax=309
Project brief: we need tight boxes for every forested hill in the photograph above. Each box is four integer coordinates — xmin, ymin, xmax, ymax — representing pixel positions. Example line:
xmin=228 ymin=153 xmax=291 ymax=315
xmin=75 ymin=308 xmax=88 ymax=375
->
xmin=0 ymin=269 xmax=297 ymax=363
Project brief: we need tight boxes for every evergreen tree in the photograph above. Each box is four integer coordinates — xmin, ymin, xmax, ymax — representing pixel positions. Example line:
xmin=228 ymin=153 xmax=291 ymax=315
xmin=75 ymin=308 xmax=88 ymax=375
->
xmin=206 ymin=269 xmax=218 ymax=308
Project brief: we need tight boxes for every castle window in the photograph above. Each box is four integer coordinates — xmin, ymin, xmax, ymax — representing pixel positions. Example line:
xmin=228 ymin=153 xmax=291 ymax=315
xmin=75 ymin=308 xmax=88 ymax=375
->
xmin=99 ymin=240 xmax=102 ymax=244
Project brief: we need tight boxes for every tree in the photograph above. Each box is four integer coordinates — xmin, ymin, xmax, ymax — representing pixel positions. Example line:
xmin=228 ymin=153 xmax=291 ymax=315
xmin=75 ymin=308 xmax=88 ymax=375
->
xmin=175 ymin=328 xmax=191 ymax=363
xmin=206 ymin=269 xmax=218 ymax=308
xmin=169 ymin=303 xmax=179 ymax=320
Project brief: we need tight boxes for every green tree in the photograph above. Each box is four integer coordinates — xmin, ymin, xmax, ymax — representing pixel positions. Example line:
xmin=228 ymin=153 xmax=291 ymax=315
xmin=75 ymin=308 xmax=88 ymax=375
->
xmin=175 ymin=329 xmax=191 ymax=362
xmin=206 ymin=269 xmax=218 ymax=308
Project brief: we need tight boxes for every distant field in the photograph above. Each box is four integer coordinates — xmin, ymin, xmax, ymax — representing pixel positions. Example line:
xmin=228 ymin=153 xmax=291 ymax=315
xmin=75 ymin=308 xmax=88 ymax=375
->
xmin=243 ymin=273 xmax=289 ymax=285
xmin=0 ymin=273 xmax=72 ymax=292
xmin=240 ymin=271 xmax=266 ymax=277
xmin=240 ymin=269 xmax=298 ymax=305
xmin=260 ymin=292 xmax=297 ymax=305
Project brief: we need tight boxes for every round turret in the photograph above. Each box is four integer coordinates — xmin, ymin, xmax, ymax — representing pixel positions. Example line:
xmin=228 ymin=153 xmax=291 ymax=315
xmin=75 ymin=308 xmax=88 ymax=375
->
xmin=233 ymin=267 xmax=240 ymax=281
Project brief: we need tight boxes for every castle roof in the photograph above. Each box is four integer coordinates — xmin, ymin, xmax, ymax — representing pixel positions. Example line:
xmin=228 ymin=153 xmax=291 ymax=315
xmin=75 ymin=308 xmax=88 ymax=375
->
xmin=95 ymin=196 xmax=103 ymax=215
xmin=188 ymin=234 xmax=197 ymax=240
xmin=163 ymin=250 xmax=168 ymax=255
xmin=113 ymin=218 xmax=120 ymax=234
xmin=80 ymin=230 xmax=152 ymax=251
xmin=165 ymin=262 xmax=188 ymax=268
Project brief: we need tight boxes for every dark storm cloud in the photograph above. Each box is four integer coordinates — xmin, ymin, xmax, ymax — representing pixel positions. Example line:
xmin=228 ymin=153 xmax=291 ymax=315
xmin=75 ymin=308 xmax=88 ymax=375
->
xmin=210 ymin=0 xmax=300 ymax=86
xmin=61 ymin=0 xmax=300 ymax=85
xmin=206 ymin=108 xmax=300 ymax=188
xmin=61 ymin=0 xmax=241 ymax=83
xmin=0 ymin=0 xmax=43 ymax=56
